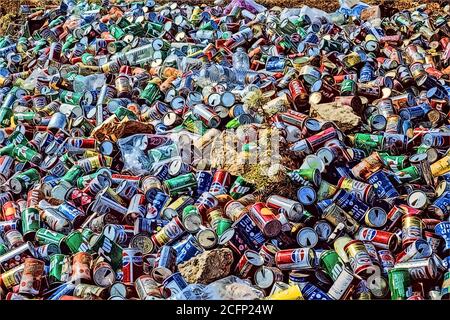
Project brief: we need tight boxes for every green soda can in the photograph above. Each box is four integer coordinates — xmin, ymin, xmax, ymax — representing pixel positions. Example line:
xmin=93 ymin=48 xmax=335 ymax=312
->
xmin=109 ymin=25 xmax=125 ymax=40
xmin=114 ymin=106 xmax=138 ymax=121
xmin=7 ymin=130 xmax=29 ymax=146
xmin=379 ymin=153 xmax=408 ymax=171
xmin=163 ymin=173 xmax=198 ymax=196
xmin=0 ymin=243 xmax=7 ymax=255
xmin=229 ymin=176 xmax=252 ymax=199
xmin=140 ymin=82 xmax=161 ymax=104
xmin=13 ymin=112 xmax=38 ymax=123
xmin=354 ymin=133 xmax=383 ymax=153
xmin=182 ymin=205 xmax=202 ymax=233
xmin=59 ymin=90 xmax=85 ymax=106
xmin=65 ymin=230 xmax=84 ymax=254
xmin=21 ymin=208 xmax=40 ymax=240
xmin=49 ymin=254 xmax=66 ymax=283
xmin=319 ymin=250 xmax=344 ymax=282
xmin=0 ymin=107 xmax=14 ymax=127
xmin=396 ymin=165 xmax=421 ymax=183
xmin=12 ymin=145 xmax=42 ymax=164
xmin=0 ymin=144 xmax=15 ymax=156
xmin=36 ymin=228 xmax=68 ymax=251
xmin=288 ymin=168 xmax=321 ymax=187
xmin=340 ymin=79 xmax=357 ymax=96
xmin=215 ymin=218 xmax=232 ymax=237
xmin=9 ymin=168 xmax=41 ymax=194
xmin=81 ymin=228 xmax=95 ymax=242
xmin=81 ymin=53 xmax=95 ymax=65
xmin=61 ymin=165 xmax=84 ymax=185
xmin=388 ymin=268 xmax=412 ymax=300
xmin=183 ymin=113 xmax=209 ymax=134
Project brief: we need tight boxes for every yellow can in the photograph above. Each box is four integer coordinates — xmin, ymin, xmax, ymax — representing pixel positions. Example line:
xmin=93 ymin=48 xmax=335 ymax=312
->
xmin=265 ymin=284 xmax=304 ymax=300
xmin=431 ymin=155 xmax=450 ymax=177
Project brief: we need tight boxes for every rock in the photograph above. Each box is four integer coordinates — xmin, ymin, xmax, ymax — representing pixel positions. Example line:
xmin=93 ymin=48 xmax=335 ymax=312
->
xmin=309 ymin=102 xmax=361 ymax=133
xmin=178 ymin=248 xmax=234 ymax=285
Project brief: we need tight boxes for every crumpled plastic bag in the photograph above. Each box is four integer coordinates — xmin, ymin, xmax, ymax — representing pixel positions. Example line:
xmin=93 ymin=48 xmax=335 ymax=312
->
xmin=170 ymin=276 xmax=265 ymax=300
xmin=117 ymin=134 xmax=175 ymax=175
xmin=224 ymin=0 xmax=266 ymax=14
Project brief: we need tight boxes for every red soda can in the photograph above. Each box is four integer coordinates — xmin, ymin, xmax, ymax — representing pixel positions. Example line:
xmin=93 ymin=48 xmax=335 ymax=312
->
xmin=235 ymin=250 xmax=264 ymax=278
xmin=2 ymin=201 xmax=19 ymax=221
xmin=249 ymin=202 xmax=282 ymax=238
xmin=289 ymin=79 xmax=308 ymax=109
xmin=122 ymin=248 xmax=143 ymax=284
xmin=357 ymin=227 xmax=399 ymax=251
xmin=275 ymin=248 xmax=316 ymax=271
xmin=209 ymin=169 xmax=231 ymax=195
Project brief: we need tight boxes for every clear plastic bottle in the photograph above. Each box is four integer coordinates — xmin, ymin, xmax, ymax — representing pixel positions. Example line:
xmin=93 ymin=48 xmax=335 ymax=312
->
xmin=232 ymin=47 xmax=250 ymax=84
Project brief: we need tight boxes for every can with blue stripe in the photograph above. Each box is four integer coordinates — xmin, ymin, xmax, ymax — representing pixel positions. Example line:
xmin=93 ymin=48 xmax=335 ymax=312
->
xmin=429 ymin=191 xmax=450 ymax=220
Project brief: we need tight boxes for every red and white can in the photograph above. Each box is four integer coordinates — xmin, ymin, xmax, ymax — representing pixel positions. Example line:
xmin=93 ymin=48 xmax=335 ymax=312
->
xmin=249 ymin=202 xmax=282 ymax=238
xmin=122 ymin=248 xmax=143 ymax=284
xmin=275 ymin=248 xmax=316 ymax=271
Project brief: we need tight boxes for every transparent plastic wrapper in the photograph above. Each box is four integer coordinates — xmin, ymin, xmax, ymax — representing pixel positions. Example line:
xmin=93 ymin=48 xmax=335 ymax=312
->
xmin=224 ymin=0 xmax=266 ymax=14
xmin=171 ymin=276 xmax=265 ymax=300
xmin=117 ymin=134 xmax=175 ymax=175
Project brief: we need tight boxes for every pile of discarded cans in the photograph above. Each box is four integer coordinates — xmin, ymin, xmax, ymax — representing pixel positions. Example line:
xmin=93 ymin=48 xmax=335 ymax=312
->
xmin=0 ymin=0 xmax=450 ymax=300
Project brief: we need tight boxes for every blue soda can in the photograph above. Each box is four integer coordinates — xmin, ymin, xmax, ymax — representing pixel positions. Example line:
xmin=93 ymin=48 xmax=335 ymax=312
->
xmin=316 ymin=199 xmax=333 ymax=216
xmin=134 ymin=217 xmax=167 ymax=234
xmin=47 ymin=282 xmax=76 ymax=300
xmin=147 ymin=190 xmax=170 ymax=216
xmin=429 ymin=192 xmax=450 ymax=220
xmin=233 ymin=213 xmax=266 ymax=251
xmin=173 ymin=235 xmax=204 ymax=264
xmin=332 ymin=189 xmax=368 ymax=222
xmin=162 ymin=272 xmax=188 ymax=298
xmin=398 ymin=103 xmax=431 ymax=120
xmin=366 ymin=170 xmax=400 ymax=199
xmin=196 ymin=171 xmax=213 ymax=196
xmin=58 ymin=202 xmax=85 ymax=227
xmin=301 ymin=282 xmax=333 ymax=300
xmin=434 ymin=222 xmax=450 ymax=252
xmin=359 ymin=62 xmax=375 ymax=83
xmin=153 ymin=163 xmax=170 ymax=181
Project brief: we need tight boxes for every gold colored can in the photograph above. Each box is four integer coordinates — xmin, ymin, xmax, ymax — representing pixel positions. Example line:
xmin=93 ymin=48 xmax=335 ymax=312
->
xmin=431 ymin=155 xmax=450 ymax=177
